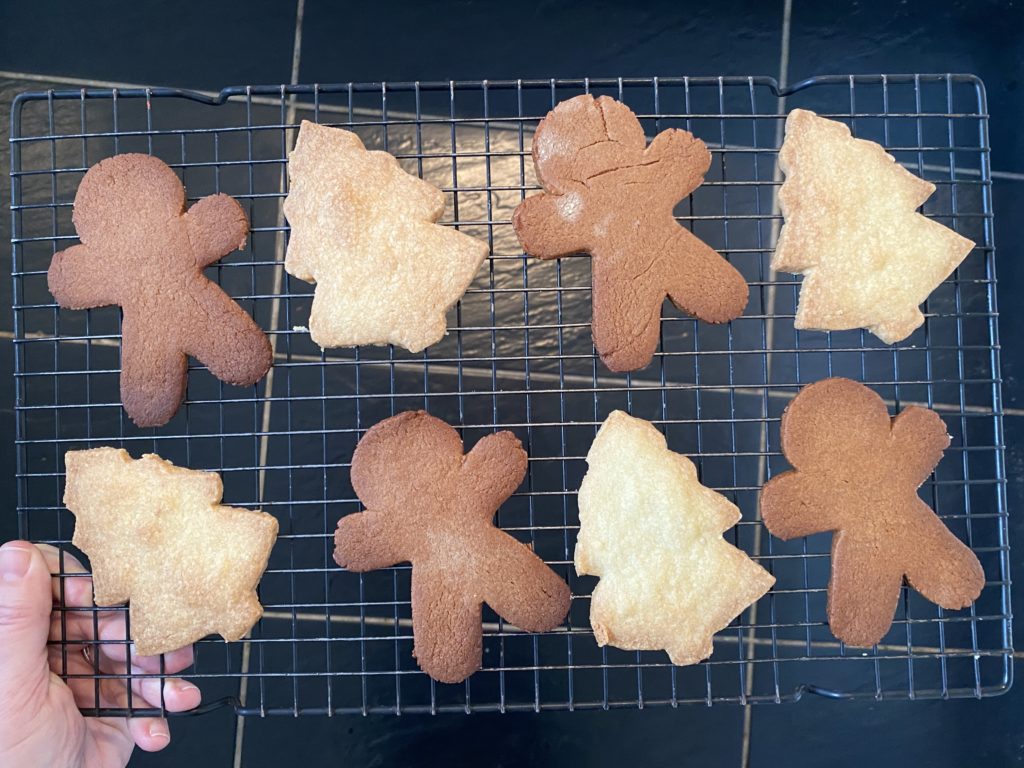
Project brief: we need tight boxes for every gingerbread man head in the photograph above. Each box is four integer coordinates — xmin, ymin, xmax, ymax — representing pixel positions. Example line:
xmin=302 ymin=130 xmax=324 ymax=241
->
xmin=513 ymin=95 xmax=748 ymax=372
xmin=48 ymin=154 xmax=272 ymax=427
xmin=760 ymin=378 xmax=984 ymax=646
xmin=334 ymin=411 xmax=571 ymax=683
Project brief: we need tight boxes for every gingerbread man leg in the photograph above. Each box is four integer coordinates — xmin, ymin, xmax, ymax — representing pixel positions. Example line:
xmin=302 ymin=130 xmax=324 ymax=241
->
xmin=902 ymin=502 xmax=985 ymax=610
xmin=827 ymin=531 xmax=904 ymax=647
xmin=664 ymin=228 xmax=748 ymax=324
xmin=411 ymin=570 xmax=483 ymax=684
xmin=480 ymin=528 xmax=569 ymax=633
xmin=183 ymin=279 xmax=272 ymax=387
xmin=591 ymin=259 xmax=664 ymax=372
xmin=120 ymin=313 xmax=188 ymax=427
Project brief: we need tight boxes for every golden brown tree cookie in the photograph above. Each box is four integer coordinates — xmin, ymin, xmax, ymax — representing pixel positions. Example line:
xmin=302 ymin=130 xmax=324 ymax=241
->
xmin=64 ymin=448 xmax=279 ymax=656
xmin=513 ymin=95 xmax=748 ymax=372
xmin=47 ymin=154 xmax=273 ymax=428
xmin=333 ymin=411 xmax=570 ymax=683
xmin=576 ymin=411 xmax=774 ymax=665
xmin=759 ymin=378 xmax=985 ymax=647
xmin=774 ymin=109 xmax=975 ymax=343
xmin=283 ymin=121 xmax=488 ymax=353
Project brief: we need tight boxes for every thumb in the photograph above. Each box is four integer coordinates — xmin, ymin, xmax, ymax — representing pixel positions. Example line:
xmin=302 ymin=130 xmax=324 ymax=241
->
xmin=0 ymin=542 xmax=53 ymax=702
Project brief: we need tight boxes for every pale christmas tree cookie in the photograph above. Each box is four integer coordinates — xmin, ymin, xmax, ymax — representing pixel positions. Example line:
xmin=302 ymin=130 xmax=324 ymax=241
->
xmin=774 ymin=109 xmax=975 ymax=344
xmin=575 ymin=411 xmax=774 ymax=665
xmin=64 ymin=448 xmax=278 ymax=656
xmin=283 ymin=121 xmax=488 ymax=353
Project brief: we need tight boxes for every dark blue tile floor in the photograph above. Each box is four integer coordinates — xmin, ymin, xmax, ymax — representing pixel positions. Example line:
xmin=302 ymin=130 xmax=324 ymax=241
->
xmin=296 ymin=0 xmax=784 ymax=83
xmin=1 ymin=1 xmax=1021 ymax=766
xmin=0 ymin=1 xmax=298 ymax=91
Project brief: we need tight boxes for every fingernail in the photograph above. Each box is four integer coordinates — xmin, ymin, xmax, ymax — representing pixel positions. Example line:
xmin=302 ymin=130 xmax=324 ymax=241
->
xmin=0 ymin=543 xmax=32 ymax=582
xmin=179 ymin=682 xmax=200 ymax=694
xmin=149 ymin=726 xmax=170 ymax=744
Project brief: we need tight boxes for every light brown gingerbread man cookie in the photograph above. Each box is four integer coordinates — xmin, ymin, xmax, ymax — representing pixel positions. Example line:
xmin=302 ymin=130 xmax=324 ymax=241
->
xmin=334 ymin=411 xmax=571 ymax=683
xmin=513 ymin=95 xmax=748 ymax=372
xmin=48 ymin=154 xmax=272 ymax=427
xmin=759 ymin=377 xmax=985 ymax=647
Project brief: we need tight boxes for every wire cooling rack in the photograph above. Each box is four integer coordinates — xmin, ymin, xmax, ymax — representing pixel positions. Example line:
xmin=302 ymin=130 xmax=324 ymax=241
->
xmin=9 ymin=74 xmax=1010 ymax=716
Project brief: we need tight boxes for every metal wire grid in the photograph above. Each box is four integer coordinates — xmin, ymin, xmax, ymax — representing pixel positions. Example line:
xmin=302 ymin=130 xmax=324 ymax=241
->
xmin=8 ymin=74 xmax=1010 ymax=717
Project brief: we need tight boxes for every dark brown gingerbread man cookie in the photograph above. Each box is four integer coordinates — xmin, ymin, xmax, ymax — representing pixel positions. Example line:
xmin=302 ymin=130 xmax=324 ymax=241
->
xmin=760 ymin=377 xmax=985 ymax=647
xmin=513 ymin=95 xmax=748 ymax=372
xmin=48 ymin=154 xmax=272 ymax=427
xmin=334 ymin=411 xmax=571 ymax=683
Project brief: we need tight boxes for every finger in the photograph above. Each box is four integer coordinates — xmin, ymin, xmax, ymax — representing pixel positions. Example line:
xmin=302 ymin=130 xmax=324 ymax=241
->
xmin=97 ymin=675 xmax=172 ymax=753
xmin=50 ymin=642 xmax=102 ymax=709
xmin=133 ymin=645 xmax=194 ymax=675
xmin=0 ymin=542 xmax=56 ymax=712
xmin=49 ymin=604 xmax=127 ymax=661
xmin=37 ymin=544 xmax=94 ymax=609
xmin=128 ymin=715 xmax=171 ymax=753
xmin=89 ymin=631 xmax=200 ymax=713
xmin=53 ymin=641 xmax=202 ymax=714
xmin=94 ymin=617 xmax=195 ymax=674
xmin=132 ymin=675 xmax=201 ymax=713
xmin=56 ymin=607 xmax=196 ymax=683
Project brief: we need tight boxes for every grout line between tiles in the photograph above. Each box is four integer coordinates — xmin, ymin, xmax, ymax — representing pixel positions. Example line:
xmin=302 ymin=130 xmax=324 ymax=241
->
xmin=259 ymin=609 xmax=1010 ymax=660
xmin=743 ymin=1 xmax=791 ymax=764
xmin=2 ymin=69 xmax=1020 ymax=180
xmin=234 ymin=1 xmax=304 ymax=762
xmin=5 ymin=332 xmax=1015 ymax=416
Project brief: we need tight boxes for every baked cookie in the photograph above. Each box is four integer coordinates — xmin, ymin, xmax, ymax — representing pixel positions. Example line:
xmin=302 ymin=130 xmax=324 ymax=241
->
xmin=283 ymin=121 xmax=488 ymax=353
xmin=576 ymin=411 xmax=774 ymax=665
xmin=334 ymin=411 xmax=570 ymax=683
xmin=48 ymin=154 xmax=272 ymax=428
xmin=64 ymin=448 xmax=278 ymax=656
xmin=513 ymin=95 xmax=748 ymax=372
xmin=759 ymin=378 xmax=985 ymax=646
xmin=774 ymin=109 xmax=975 ymax=343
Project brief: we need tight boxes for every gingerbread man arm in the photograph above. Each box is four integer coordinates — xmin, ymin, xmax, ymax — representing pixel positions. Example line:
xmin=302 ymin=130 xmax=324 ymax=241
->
xmin=827 ymin=531 xmax=904 ymax=646
xmin=47 ymin=244 xmax=122 ymax=309
xmin=644 ymin=128 xmax=712 ymax=204
xmin=185 ymin=194 xmax=249 ymax=268
xmin=458 ymin=431 xmax=528 ymax=519
xmin=891 ymin=406 xmax=951 ymax=487
xmin=512 ymin=193 xmax=590 ymax=260
xmin=902 ymin=500 xmax=985 ymax=610
xmin=760 ymin=470 xmax=842 ymax=540
xmin=481 ymin=528 xmax=570 ymax=632
xmin=334 ymin=510 xmax=412 ymax=571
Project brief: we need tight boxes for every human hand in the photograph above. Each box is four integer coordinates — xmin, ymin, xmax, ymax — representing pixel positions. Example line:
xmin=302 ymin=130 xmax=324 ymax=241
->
xmin=0 ymin=541 xmax=202 ymax=768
